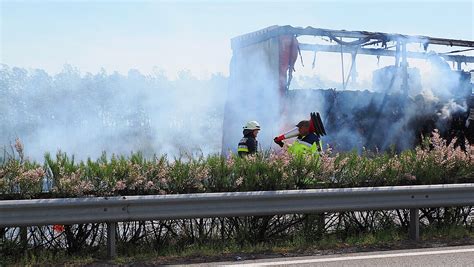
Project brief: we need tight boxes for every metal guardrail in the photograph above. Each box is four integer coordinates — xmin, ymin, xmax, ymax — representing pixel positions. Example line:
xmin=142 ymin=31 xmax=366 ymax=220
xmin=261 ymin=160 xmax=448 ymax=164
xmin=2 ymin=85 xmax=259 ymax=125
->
xmin=1 ymin=184 xmax=474 ymax=258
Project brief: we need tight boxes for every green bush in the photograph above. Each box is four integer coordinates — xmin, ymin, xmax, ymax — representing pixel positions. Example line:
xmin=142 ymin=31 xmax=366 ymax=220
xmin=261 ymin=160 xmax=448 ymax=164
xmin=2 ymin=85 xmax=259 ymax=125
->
xmin=1 ymin=131 xmax=473 ymax=199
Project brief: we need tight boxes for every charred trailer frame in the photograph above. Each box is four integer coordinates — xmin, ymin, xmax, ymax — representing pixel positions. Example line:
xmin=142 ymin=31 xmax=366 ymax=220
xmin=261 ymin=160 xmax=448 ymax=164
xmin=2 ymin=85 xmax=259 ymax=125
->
xmin=222 ymin=26 xmax=474 ymax=154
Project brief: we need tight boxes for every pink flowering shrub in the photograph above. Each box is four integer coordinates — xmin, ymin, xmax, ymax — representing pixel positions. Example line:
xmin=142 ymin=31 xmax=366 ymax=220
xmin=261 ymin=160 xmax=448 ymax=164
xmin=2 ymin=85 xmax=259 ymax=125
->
xmin=0 ymin=157 xmax=44 ymax=198
xmin=1 ymin=130 xmax=473 ymax=199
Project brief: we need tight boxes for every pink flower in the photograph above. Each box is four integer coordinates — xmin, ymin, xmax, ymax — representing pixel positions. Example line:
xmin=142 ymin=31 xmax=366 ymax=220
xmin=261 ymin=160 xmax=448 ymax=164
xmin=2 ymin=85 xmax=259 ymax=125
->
xmin=157 ymin=166 xmax=168 ymax=179
xmin=403 ymin=173 xmax=417 ymax=181
xmin=235 ymin=176 xmax=244 ymax=186
xmin=246 ymin=154 xmax=257 ymax=163
xmin=14 ymin=138 xmax=24 ymax=157
xmin=195 ymin=166 xmax=209 ymax=181
xmin=114 ymin=180 xmax=126 ymax=191
xmin=146 ymin=181 xmax=154 ymax=189
xmin=74 ymin=181 xmax=94 ymax=195
xmin=226 ymin=155 xmax=235 ymax=167
xmin=20 ymin=167 xmax=45 ymax=184
xmin=159 ymin=177 xmax=168 ymax=185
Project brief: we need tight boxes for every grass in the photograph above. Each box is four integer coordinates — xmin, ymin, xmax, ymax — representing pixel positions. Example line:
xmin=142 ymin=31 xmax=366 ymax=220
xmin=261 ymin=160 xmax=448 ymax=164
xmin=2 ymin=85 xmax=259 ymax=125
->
xmin=422 ymin=224 xmax=473 ymax=241
xmin=2 ymin=225 xmax=472 ymax=266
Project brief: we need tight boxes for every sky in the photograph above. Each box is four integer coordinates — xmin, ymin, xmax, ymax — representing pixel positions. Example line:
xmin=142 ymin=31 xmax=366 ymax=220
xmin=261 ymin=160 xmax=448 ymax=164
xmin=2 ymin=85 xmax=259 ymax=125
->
xmin=1 ymin=0 xmax=473 ymax=79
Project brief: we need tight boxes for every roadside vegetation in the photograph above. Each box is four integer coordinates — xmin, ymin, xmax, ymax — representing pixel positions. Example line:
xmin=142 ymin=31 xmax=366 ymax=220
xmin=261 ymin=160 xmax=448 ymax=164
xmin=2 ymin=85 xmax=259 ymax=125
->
xmin=0 ymin=131 xmax=473 ymax=265
xmin=2 ymin=224 xmax=473 ymax=266
xmin=1 ymin=130 xmax=473 ymax=199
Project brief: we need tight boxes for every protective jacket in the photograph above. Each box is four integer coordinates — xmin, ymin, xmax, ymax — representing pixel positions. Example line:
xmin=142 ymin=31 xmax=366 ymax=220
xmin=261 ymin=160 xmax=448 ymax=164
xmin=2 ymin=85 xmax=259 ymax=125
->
xmin=237 ymin=130 xmax=258 ymax=157
xmin=288 ymin=132 xmax=323 ymax=156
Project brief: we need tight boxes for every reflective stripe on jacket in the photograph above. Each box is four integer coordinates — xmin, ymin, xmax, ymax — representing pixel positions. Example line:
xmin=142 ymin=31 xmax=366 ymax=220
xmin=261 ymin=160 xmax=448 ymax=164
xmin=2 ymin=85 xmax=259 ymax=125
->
xmin=237 ymin=130 xmax=258 ymax=157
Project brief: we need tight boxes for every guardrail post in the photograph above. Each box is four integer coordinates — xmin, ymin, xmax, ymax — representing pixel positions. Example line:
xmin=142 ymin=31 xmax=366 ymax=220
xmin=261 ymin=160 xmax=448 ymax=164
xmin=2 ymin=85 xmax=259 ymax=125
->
xmin=317 ymin=212 xmax=325 ymax=238
xmin=107 ymin=222 xmax=117 ymax=259
xmin=20 ymin=226 xmax=27 ymax=249
xmin=409 ymin=208 xmax=419 ymax=241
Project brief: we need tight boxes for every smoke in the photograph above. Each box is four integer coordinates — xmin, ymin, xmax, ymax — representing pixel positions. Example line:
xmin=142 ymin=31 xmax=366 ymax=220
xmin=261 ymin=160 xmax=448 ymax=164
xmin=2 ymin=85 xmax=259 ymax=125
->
xmin=439 ymin=100 xmax=467 ymax=120
xmin=288 ymin=50 xmax=472 ymax=151
xmin=0 ymin=64 xmax=227 ymax=161
xmin=221 ymin=34 xmax=472 ymax=154
xmin=1 ymin=46 xmax=471 ymax=161
xmin=221 ymin=37 xmax=282 ymax=154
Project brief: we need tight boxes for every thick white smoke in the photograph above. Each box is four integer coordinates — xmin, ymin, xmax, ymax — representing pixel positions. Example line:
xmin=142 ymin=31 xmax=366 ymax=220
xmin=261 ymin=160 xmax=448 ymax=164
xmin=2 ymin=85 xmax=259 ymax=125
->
xmin=0 ymin=64 xmax=227 ymax=161
xmin=289 ymin=46 xmax=472 ymax=151
xmin=1 ymin=44 xmax=471 ymax=160
xmin=221 ymin=37 xmax=282 ymax=154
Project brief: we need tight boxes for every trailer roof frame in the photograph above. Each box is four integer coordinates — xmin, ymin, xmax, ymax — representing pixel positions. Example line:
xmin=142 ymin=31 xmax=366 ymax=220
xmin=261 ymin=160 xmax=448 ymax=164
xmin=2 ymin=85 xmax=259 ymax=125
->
xmin=231 ymin=25 xmax=474 ymax=50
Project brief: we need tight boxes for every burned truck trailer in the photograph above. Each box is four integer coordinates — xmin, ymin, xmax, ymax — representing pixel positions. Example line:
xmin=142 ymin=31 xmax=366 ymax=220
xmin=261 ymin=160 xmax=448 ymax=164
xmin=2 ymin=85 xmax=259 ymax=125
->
xmin=222 ymin=26 xmax=474 ymax=154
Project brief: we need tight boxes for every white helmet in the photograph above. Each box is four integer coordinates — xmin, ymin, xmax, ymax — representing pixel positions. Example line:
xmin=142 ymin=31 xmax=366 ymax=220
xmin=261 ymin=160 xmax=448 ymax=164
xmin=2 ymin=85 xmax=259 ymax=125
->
xmin=243 ymin=121 xmax=261 ymax=130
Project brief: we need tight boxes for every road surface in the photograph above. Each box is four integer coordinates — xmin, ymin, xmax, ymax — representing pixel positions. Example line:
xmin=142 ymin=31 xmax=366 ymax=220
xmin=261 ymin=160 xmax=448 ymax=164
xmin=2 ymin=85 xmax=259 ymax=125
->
xmin=183 ymin=245 xmax=474 ymax=266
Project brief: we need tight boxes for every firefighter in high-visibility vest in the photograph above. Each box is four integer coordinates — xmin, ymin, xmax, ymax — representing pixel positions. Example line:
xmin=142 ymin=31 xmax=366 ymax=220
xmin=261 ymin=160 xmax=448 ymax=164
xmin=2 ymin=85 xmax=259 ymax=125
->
xmin=237 ymin=121 xmax=260 ymax=157
xmin=287 ymin=120 xmax=323 ymax=156
xmin=274 ymin=112 xmax=326 ymax=156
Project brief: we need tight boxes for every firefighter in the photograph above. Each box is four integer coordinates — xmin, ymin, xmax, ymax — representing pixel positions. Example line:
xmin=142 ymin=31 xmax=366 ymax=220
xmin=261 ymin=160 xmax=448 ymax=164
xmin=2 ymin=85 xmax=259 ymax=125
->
xmin=237 ymin=121 xmax=260 ymax=157
xmin=288 ymin=120 xmax=323 ymax=156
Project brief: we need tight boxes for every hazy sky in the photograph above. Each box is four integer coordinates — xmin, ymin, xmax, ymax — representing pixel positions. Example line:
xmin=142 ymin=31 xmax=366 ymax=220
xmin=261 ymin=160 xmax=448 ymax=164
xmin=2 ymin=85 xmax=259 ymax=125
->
xmin=1 ymin=0 xmax=473 ymax=79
